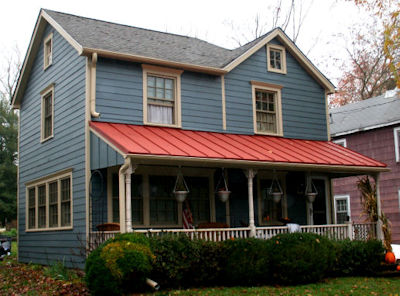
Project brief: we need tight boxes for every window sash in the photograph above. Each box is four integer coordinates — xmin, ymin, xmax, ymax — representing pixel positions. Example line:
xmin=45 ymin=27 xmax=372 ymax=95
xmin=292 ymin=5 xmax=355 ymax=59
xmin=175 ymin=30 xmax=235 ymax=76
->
xmin=42 ymin=90 xmax=53 ymax=139
xmin=26 ymin=174 xmax=72 ymax=230
xmin=256 ymin=90 xmax=277 ymax=133
xmin=147 ymin=75 xmax=176 ymax=125
xmin=270 ymin=49 xmax=282 ymax=70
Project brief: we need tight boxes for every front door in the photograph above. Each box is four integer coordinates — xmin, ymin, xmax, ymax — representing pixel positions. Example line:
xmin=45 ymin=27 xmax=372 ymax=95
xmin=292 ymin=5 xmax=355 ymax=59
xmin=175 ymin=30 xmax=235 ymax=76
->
xmin=312 ymin=179 xmax=327 ymax=225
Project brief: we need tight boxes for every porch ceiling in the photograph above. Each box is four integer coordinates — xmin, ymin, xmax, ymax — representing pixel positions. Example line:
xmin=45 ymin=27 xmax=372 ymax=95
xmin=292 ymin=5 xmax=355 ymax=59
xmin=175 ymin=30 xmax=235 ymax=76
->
xmin=89 ymin=121 xmax=387 ymax=174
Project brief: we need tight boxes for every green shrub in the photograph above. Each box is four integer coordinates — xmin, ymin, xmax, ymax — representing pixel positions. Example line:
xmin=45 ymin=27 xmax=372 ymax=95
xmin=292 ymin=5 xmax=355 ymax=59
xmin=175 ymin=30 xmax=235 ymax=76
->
xmin=2 ymin=228 xmax=17 ymax=238
xmin=331 ymin=239 xmax=384 ymax=276
xmin=269 ymin=233 xmax=335 ymax=285
xmin=85 ymin=233 xmax=154 ymax=296
xmin=222 ymin=238 xmax=272 ymax=286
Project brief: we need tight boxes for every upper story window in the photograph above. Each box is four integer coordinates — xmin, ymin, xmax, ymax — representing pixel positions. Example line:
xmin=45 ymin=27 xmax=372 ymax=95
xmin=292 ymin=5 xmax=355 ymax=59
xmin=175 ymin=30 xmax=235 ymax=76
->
xmin=43 ymin=33 xmax=53 ymax=70
xmin=26 ymin=170 xmax=73 ymax=231
xmin=267 ymin=44 xmax=287 ymax=74
xmin=251 ymin=81 xmax=283 ymax=136
xmin=334 ymin=195 xmax=350 ymax=224
xmin=333 ymin=138 xmax=347 ymax=147
xmin=142 ymin=64 xmax=183 ymax=127
xmin=40 ymin=84 xmax=54 ymax=142
xmin=394 ymin=127 xmax=400 ymax=162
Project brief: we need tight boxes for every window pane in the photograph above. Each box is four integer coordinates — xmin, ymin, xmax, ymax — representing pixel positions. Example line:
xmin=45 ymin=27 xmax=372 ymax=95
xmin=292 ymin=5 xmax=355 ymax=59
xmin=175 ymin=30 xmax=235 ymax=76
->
xmin=38 ymin=185 xmax=46 ymax=228
xmin=49 ymin=182 xmax=58 ymax=227
xmin=148 ymin=105 xmax=173 ymax=125
xmin=28 ymin=188 xmax=36 ymax=229
xmin=147 ymin=86 xmax=156 ymax=97
xmin=165 ymin=79 xmax=173 ymax=90
xmin=61 ymin=178 xmax=71 ymax=226
xmin=147 ymin=76 xmax=155 ymax=87
xmin=149 ymin=176 xmax=177 ymax=225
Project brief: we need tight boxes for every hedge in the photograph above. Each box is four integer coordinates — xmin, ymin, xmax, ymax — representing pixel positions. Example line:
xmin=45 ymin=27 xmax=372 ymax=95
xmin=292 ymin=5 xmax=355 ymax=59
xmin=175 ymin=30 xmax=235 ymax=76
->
xmin=85 ymin=232 xmax=385 ymax=294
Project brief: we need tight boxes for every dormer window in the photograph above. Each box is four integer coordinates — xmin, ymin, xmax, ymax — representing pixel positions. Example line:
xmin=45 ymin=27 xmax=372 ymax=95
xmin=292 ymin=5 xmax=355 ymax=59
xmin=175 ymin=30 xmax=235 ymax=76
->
xmin=43 ymin=33 xmax=53 ymax=69
xmin=142 ymin=64 xmax=183 ymax=127
xmin=251 ymin=81 xmax=283 ymax=136
xmin=267 ymin=44 xmax=286 ymax=74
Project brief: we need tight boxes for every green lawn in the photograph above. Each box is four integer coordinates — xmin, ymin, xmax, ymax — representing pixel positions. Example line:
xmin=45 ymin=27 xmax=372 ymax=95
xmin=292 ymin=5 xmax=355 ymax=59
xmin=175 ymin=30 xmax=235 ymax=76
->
xmin=155 ymin=277 xmax=400 ymax=296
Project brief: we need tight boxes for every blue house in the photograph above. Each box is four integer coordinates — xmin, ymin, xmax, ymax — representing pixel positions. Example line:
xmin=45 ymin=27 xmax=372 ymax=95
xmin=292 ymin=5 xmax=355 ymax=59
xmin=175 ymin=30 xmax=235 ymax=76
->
xmin=12 ymin=9 xmax=387 ymax=268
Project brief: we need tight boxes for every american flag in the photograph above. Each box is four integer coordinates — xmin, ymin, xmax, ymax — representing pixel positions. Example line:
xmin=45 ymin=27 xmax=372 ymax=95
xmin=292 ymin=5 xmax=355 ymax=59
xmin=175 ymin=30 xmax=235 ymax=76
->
xmin=183 ymin=201 xmax=194 ymax=229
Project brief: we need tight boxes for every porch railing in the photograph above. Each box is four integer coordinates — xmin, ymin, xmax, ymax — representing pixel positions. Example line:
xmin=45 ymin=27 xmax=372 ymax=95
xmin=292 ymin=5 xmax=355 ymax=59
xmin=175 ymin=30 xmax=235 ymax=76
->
xmin=88 ymin=222 xmax=377 ymax=249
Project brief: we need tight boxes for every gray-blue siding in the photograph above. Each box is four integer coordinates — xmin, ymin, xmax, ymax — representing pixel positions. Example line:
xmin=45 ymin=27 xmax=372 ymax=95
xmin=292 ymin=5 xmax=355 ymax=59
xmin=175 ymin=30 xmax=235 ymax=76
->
xmin=18 ymin=24 xmax=86 ymax=268
xmin=93 ymin=38 xmax=327 ymax=140
xmin=225 ymin=39 xmax=327 ymax=139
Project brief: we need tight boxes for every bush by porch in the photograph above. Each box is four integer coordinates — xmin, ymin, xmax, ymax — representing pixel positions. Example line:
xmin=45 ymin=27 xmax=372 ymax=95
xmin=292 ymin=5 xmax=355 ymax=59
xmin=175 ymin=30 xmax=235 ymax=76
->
xmin=85 ymin=232 xmax=385 ymax=295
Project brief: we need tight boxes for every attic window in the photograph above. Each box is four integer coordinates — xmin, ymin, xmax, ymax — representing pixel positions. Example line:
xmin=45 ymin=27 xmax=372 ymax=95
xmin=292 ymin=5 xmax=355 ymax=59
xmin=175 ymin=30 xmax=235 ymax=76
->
xmin=267 ymin=44 xmax=286 ymax=74
xmin=43 ymin=33 xmax=53 ymax=69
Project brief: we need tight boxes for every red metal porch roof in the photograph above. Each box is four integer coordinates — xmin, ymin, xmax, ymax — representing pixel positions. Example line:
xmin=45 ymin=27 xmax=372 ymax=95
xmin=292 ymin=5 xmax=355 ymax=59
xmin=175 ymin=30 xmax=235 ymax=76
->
xmin=89 ymin=121 xmax=386 ymax=169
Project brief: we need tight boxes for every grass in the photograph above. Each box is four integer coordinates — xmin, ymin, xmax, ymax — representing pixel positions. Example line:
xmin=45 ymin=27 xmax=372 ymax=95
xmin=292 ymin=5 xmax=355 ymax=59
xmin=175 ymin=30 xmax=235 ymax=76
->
xmin=154 ymin=277 xmax=400 ymax=296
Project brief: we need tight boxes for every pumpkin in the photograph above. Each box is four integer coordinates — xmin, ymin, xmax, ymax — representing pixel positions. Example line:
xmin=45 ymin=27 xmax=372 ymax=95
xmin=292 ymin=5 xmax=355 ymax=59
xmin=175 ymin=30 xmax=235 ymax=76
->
xmin=396 ymin=265 xmax=400 ymax=271
xmin=385 ymin=251 xmax=396 ymax=264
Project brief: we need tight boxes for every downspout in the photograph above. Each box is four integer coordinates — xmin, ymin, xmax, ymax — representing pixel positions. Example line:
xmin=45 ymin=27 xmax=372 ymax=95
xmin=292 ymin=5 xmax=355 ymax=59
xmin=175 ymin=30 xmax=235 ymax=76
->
xmin=118 ymin=157 xmax=131 ymax=233
xmin=90 ymin=53 xmax=100 ymax=118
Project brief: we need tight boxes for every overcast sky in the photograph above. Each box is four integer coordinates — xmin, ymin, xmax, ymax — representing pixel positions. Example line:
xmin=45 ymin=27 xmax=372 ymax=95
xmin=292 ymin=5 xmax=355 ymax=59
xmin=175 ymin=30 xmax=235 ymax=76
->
xmin=1 ymin=0 xmax=367 ymax=84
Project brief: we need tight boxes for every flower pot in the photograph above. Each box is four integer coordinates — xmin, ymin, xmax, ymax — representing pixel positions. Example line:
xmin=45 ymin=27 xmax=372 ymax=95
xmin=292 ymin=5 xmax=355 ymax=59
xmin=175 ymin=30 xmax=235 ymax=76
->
xmin=217 ymin=190 xmax=231 ymax=202
xmin=174 ymin=190 xmax=189 ymax=202
xmin=271 ymin=192 xmax=282 ymax=203
xmin=306 ymin=192 xmax=317 ymax=203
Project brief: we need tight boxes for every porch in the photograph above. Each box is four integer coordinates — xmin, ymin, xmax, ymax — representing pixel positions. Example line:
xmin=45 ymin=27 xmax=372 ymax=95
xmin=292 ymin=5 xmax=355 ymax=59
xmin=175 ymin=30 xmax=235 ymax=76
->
xmin=88 ymin=122 xmax=387 ymax=250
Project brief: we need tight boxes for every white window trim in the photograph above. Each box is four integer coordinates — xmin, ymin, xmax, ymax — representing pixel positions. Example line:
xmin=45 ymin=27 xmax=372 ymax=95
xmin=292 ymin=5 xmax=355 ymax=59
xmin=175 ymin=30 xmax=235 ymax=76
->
xmin=142 ymin=64 xmax=183 ymax=128
xmin=107 ymin=166 xmax=215 ymax=228
xmin=333 ymin=138 xmax=347 ymax=148
xmin=333 ymin=194 xmax=351 ymax=224
xmin=266 ymin=44 xmax=287 ymax=74
xmin=25 ymin=169 xmax=73 ymax=232
xmin=43 ymin=33 xmax=53 ymax=70
xmin=394 ymin=127 xmax=400 ymax=162
xmin=251 ymin=81 xmax=283 ymax=136
xmin=40 ymin=84 xmax=55 ymax=143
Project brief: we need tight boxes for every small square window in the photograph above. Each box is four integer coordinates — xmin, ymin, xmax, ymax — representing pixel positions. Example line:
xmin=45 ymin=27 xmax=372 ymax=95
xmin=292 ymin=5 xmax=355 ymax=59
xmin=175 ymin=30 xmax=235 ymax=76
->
xmin=43 ymin=33 xmax=53 ymax=69
xmin=267 ymin=44 xmax=287 ymax=74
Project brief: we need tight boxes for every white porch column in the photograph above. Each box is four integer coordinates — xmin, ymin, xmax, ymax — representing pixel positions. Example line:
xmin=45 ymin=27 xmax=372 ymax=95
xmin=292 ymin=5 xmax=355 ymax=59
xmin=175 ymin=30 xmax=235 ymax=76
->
xmin=374 ymin=173 xmax=383 ymax=240
xmin=245 ymin=169 xmax=257 ymax=237
xmin=125 ymin=164 xmax=137 ymax=233
xmin=118 ymin=158 xmax=131 ymax=233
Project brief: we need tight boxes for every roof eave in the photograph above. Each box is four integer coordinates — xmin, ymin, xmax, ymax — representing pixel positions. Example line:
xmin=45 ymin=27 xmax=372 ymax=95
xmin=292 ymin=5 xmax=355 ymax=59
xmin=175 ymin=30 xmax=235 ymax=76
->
xmin=332 ymin=119 xmax=400 ymax=137
xmin=223 ymin=28 xmax=335 ymax=93
xmin=81 ymin=47 xmax=228 ymax=75
xmin=12 ymin=9 xmax=83 ymax=109
xmin=127 ymin=153 xmax=388 ymax=173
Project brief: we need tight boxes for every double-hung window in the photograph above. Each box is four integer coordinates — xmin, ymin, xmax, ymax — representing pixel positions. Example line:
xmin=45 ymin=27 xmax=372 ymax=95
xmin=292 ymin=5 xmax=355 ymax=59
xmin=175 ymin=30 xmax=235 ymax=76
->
xmin=26 ymin=170 xmax=72 ymax=231
xmin=143 ymin=64 xmax=182 ymax=127
xmin=394 ymin=127 xmax=400 ymax=162
xmin=334 ymin=195 xmax=350 ymax=224
xmin=41 ymin=84 xmax=54 ymax=142
xmin=267 ymin=44 xmax=287 ymax=74
xmin=251 ymin=81 xmax=283 ymax=136
xmin=43 ymin=33 xmax=53 ymax=70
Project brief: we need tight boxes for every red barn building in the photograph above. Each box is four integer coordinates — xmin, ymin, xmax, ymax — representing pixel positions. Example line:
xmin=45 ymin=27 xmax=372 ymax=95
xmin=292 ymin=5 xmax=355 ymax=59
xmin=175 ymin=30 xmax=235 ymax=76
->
xmin=331 ymin=90 xmax=400 ymax=242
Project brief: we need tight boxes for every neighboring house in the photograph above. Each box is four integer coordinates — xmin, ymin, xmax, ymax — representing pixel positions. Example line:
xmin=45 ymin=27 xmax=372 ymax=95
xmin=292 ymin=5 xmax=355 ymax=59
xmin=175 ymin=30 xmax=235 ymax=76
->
xmin=12 ymin=9 xmax=387 ymax=268
xmin=331 ymin=90 xmax=400 ymax=243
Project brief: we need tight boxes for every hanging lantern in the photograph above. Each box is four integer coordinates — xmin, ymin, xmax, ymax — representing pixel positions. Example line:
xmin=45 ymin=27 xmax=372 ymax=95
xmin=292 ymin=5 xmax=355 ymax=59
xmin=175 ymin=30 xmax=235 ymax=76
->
xmin=268 ymin=170 xmax=283 ymax=203
xmin=215 ymin=168 xmax=231 ymax=202
xmin=305 ymin=178 xmax=318 ymax=203
xmin=173 ymin=167 xmax=189 ymax=203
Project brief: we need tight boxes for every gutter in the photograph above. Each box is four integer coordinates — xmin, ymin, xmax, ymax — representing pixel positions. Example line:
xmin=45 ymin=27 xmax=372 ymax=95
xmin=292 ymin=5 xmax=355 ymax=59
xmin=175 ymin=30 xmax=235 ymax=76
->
xmin=90 ymin=53 xmax=100 ymax=118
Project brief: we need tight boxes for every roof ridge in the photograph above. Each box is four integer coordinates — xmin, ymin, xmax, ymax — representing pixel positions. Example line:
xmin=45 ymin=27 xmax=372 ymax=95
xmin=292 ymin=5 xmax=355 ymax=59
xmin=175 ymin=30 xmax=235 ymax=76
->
xmin=43 ymin=8 xmax=232 ymax=51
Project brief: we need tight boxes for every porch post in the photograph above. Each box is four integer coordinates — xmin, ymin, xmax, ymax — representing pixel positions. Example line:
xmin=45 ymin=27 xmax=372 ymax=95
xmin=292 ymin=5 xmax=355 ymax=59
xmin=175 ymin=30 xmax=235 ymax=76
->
xmin=118 ymin=157 xmax=131 ymax=233
xmin=373 ymin=173 xmax=383 ymax=240
xmin=245 ymin=169 xmax=257 ymax=238
xmin=125 ymin=164 xmax=136 ymax=233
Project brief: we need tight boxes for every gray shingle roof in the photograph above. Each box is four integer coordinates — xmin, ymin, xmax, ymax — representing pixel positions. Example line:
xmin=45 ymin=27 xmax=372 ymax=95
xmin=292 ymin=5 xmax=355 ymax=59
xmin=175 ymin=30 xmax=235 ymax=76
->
xmin=330 ymin=90 xmax=400 ymax=136
xmin=44 ymin=9 xmax=267 ymax=68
